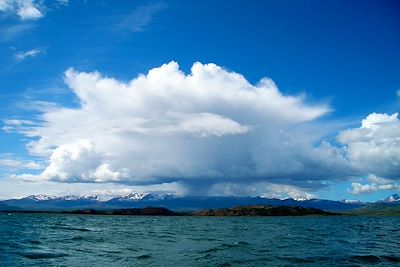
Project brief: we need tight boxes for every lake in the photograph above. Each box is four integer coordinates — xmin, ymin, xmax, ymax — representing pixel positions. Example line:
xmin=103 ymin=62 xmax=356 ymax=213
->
xmin=1 ymin=214 xmax=399 ymax=266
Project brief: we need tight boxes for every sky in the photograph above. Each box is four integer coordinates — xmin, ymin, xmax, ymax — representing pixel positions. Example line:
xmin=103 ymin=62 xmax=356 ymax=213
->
xmin=0 ymin=0 xmax=399 ymax=201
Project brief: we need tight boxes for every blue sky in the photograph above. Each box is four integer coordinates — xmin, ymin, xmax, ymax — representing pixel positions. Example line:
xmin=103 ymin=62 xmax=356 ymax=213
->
xmin=0 ymin=0 xmax=399 ymax=201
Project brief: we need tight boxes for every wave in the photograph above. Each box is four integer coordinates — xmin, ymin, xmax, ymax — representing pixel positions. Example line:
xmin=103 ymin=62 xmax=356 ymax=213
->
xmin=19 ymin=252 xmax=67 ymax=259
xmin=350 ymin=255 xmax=400 ymax=264
xmin=51 ymin=226 xmax=91 ymax=232
xmin=200 ymin=241 xmax=250 ymax=254
xmin=136 ymin=254 xmax=151 ymax=260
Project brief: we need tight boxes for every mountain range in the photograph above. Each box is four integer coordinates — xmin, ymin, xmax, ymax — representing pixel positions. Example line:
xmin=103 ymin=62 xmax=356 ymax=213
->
xmin=1 ymin=193 xmax=399 ymax=212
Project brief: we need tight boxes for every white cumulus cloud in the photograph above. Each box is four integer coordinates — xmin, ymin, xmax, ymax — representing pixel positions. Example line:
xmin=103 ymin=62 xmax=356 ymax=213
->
xmin=338 ymin=112 xmax=400 ymax=180
xmin=38 ymin=139 xmax=127 ymax=183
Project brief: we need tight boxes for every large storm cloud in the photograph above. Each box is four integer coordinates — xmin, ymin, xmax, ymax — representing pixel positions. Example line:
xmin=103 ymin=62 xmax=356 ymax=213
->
xmin=4 ymin=62 xmax=399 ymax=196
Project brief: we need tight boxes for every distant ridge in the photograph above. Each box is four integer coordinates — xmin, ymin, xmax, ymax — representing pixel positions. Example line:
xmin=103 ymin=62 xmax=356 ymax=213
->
xmin=350 ymin=193 xmax=400 ymax=215
xmin=194 ymin=205 xmax=335 ymax=216
xmin=2 ymin=195 xmax=101 ymax=210
xmin=0 ymin=193 xmax=379 ymax=212
xmin=102 ymin=195 xmax=367 ymax=211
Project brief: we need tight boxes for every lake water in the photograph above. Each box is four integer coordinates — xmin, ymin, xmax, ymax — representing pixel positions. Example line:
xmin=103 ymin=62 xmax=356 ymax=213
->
xmin=1 ymin=214 xmax=399 ymax=266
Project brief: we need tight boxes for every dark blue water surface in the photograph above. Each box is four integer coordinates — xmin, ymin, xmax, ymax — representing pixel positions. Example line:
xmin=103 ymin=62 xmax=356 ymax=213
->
xmin=1 ymin=214 xmax=399 ymax=266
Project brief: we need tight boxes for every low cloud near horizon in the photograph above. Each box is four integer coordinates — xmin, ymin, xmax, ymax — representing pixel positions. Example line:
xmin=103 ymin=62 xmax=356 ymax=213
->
xmin=3 ymin=62 xmax=400 ymax=198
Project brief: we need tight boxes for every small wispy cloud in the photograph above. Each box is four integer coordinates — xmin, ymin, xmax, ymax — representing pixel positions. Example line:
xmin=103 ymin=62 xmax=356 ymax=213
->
xmin=0 ymin=0 xmax=13 ymax=12
xmin=0 ymin=158 xmax=42 ymax=170
xmin=56 ymin=0 xmax=69 ymax=6
xmin=2 ymin=118 xmax=38 ymax=134
xmin=0 ymin=23 xmax=35 ymax=42
xmin=350 ymin=182 xmax=400 ymax=195
xmin=17 ymin=2 xmax=43 ymax=20
xmin=116 ymin=2 xmax=167 ymax=33
xmin=349 ymin=175 xmax=400 ymax=195
xmin=17 ymin=100 xmax=61 ymax=112
xmin=0 ymin=0 xmax=43 ymax=20
xmin=14 ymin=48 xmax=43 ymax=61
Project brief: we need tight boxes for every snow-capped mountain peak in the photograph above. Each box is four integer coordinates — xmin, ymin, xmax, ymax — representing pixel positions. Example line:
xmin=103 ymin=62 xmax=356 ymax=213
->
xmin=61 ymin=195 xmax=100 ymax=201
xmin=113 ymin=192 xmax=177 ymax=201
xmin=340 ymin=199 xmax=364 ymax=204
xmin=142 ymin=193 xmax=165 ymax=200
xmin=118 ymin=192 xmax=148 ymax=201
xmin=293 ymin=198 xmax=312 ymax=202
xmin=281 ymin=197 xmax=312 ymax=202
xmin=26 ymin=195 xmax=56 ymax=201
xmin=383 ymin=194 xmax=400 ymax=202
xmin=25 ymin=194 xmax=100 ymax=201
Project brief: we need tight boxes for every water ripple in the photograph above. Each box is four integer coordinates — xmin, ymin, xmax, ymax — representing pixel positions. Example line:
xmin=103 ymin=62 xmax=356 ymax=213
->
xmin=0 ymin=214 xmax=399 ymax=266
